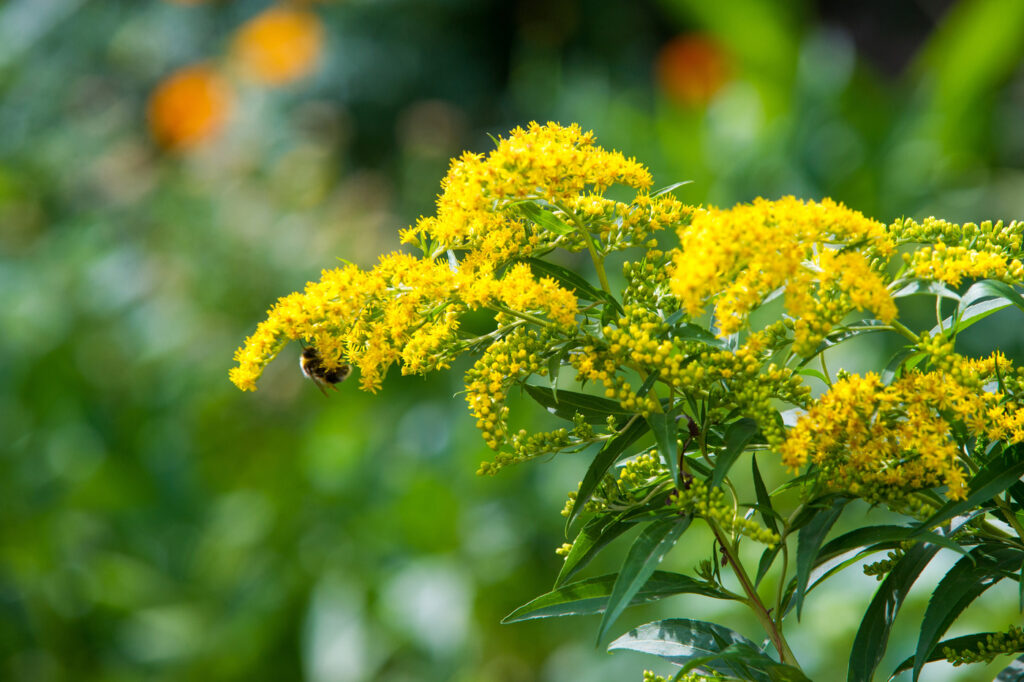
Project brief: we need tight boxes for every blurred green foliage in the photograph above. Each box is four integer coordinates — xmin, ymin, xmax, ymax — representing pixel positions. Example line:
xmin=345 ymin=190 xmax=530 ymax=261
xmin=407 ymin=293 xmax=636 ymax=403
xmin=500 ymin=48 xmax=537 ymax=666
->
xmin=0 ymin=0 xmax=1021 ymax=680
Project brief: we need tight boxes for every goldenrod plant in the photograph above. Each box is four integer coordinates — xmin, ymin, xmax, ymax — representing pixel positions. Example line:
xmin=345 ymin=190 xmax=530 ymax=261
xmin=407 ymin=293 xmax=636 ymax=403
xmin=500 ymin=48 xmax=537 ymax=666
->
xmin=232 ymin=123 xmax=1024 ymax=681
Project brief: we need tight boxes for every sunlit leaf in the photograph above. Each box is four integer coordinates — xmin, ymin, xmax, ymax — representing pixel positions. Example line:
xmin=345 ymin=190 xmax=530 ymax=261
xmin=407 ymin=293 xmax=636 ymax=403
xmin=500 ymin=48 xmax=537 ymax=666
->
xmin=712 ymin=418 xmax=758 ymax=488
xmin=503 ymin=569 xmax=737 ymax=623
xmin=794 ymin=497 xmax=847 ymax=618
xmin=912 ymin=544 xmax=1024 ymax=680
xmin=847 ymin=539 xmax=945 ymax=681
xmin=562 ymin=416 xmax=650 ymax=537
xmin=524 ymin=384 xmax=631 ymax=425
xmin=597 ymin=517 xmax=690 ymax=643
xmin=914 ymin=443 xmax=1024 ymax=535
xmin=647 ymin=411 xmax=680 ymax=485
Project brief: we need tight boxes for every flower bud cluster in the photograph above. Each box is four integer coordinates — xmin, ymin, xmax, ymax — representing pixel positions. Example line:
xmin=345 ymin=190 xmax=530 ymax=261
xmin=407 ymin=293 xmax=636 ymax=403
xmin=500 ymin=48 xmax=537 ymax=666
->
xmin=862 ymin=547 xmax=906 ymax=580
xmin=622 ymin=247 xmax=681 ymax=311
xmin=945 ymin=625 xmax=1024 ymax=666
xmin=668 ymin=478 xmax=780 ymax=547
xmin=643 ymin=671 xmax=723 ymax=682
xmin=466 ymin=328 xmax=551 ymax=451
xmin=892 ymin=217 xmax=1024 ymax=287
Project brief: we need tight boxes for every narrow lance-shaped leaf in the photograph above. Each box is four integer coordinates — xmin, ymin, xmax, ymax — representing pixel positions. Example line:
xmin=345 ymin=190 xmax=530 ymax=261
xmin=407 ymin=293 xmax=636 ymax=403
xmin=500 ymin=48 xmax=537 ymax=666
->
xmin=646 ymin=411 xmax=680 ymax=486
xmin=563 ymin=416 xmax=650 ymax=536
xmin=888 ymin=633 xmax=1020 ymax=679
xmin=524 ymin=384 xmax=632 ymax=425
xmin=597 ymin=516 xmax=690 ymax=643
xmin=515 ymin=200 xmax=575 ymax=235
xmin=712 ymin=418 xmax=759 ymax=488
xmin=914 ymin=443 xmax=1024 ymax=535
xmin=912 ymin=545 xmax=1024 ymax=681
xmin=794 ymin=497 xmax=847 ymax=618
xmin=556 ymin=515 xmax=634 ymax=588
xmin=609 ymin=618 xmax=803 ymax=682
xmin=847 ymin=540 xmax=945 ymax=682
xmin=751 ymin=454 xmax=779 ymax=535
xmin=503 ymin=570 xmax=738 ymax=623
xmin=519 ymin=256 xmax=624 ymax=315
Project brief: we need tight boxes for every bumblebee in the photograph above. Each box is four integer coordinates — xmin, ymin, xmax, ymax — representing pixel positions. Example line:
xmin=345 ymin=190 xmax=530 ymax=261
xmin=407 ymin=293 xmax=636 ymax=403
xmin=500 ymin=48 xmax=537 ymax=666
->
xmin=300 ymin=346 xmax=351 ymax=396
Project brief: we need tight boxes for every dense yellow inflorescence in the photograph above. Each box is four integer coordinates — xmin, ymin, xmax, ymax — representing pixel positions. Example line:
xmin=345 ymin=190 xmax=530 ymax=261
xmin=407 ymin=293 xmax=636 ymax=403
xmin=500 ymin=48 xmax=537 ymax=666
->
xmin=780 ymin=353 xmax=1024 ymax=501
xmin=892 ymin=216 xmax=1024 ymax=286
xmin=232 ymin=121 xmax=1024 ymax=520
xmin=669 ymin=196 xmax=897 ymax=355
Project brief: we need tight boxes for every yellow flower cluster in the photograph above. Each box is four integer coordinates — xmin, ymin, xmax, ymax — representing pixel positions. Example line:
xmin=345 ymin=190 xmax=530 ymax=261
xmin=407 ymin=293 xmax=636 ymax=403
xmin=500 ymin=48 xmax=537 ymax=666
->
xmin=780 ymin=356 xmax=1024 ymax=501
xmin=401 ymin=122 xmax=684 ymax=262
xmin=230 ymin=250 xmax=578 ymax=393
xmin=892 ymin=216 xmax=1024 ymax=286
xmin=669 ymin=197 xmax=897 ymax=355
xmin=572 ymin=306 xmax=807 ymax=442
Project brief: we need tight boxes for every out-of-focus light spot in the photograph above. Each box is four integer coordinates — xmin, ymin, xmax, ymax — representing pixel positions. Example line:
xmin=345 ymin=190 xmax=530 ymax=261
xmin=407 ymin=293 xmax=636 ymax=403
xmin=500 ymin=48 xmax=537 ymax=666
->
xmin=704 ymin=81 xmax=764 ymax=169
xmin=231 ymin=6 xmax=325 ymax=86
xmin=798 ymin=27 xmax=855 ymax=96
xmin=379 ymin=557 xmax=472 ymax=656
xmin=303 ymin=578 xmax=375 ymax=682
xmin=656 ymin=34 xmax=731 ymax=107
xmin=147 ymin=64 xmax=233 ymax=151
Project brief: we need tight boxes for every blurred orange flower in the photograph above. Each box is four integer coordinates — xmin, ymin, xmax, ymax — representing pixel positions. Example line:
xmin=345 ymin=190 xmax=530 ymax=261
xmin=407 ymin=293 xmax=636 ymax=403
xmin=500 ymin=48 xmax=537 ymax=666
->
xmin=232 ymin=6 xmax=325 ymax=86
xmin=656 ymin=34 xmax=731 ymax=107
xmin=147 ymin=64 xmax=233 ymax=151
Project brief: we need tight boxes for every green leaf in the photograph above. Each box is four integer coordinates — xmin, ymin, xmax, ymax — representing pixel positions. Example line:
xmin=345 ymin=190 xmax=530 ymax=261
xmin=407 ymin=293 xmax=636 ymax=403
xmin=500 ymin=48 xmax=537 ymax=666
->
xmin=912 ymin=544 xmax=1024 ymax=680
xmin=608 ymin=617 xmax=759 ymax=664
xmin=891 ymin=279 xmax=962 ymax=301
xmin=914 ymin=443 xmax=1024 ymax=535
xmin=651 ymin=180 xmax=693 ymax=197
xmin=712 ymin=418 xmax=758 ymax=489
xmin=502 ymin=570 xmax=737 ymax=623
xmin=816 ymin=525 xmax=967 ymax=568
xmin=547 ymin=354 xmax=561 ymax=402
xmin=755 ymin=545 xmax=782 ymax=588
xmin=996 ymin=654 xmax=1024 ymax=681
xmin=519 ymin=257 xmax=622 ymax=315
xmin=751 ymin=455 xmax=779 ymax=535
xmin=881 ymin=347 xmax=925 ymax=383
xmin=802 ymin=319 xmax=894 ymax=359
xmin=847 ymin=541 xmax=944 ymax=682
xmin=678 ymin=643 xmax=813 ymax=682
xmin=597 ymin=517 xmax=691 ymax=643
xmin=889 ymin=633 xmax=1017 ymax=678
xmin=934 ymin=279 xmax=1024 ymax=336
xmin=671 ymin=323 xmax=730 ymax=349
xmin=794 ymin=497 xmax=847 ymax=618
xmin=556 ymin=515 xmax=634 ymax=588
xmin=646 ymin=412 xmax=680 ymax=486
xmin=515 ymin=200 xmax=575 ymax=235
xmin=563 ymin=417 xmax=650 ymax=538
xmin=523 ymin=384 xmax=631 ymax=425
xmin=608 ymin=619 xmax=781 ymax=682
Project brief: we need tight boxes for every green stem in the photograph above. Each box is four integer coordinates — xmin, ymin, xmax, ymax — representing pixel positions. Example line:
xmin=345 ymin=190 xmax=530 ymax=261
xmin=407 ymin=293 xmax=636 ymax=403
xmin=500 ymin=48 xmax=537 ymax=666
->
xmin=708 ymin=520 xmax=801 ymax=668
xmin=997 ymin=495 xmax=1024 ymax=541
xmin=554 ymin=200 xmax=613 ymax=295
xmin=889 ymin=319 xmax=921 ymax=343
xmin=488 ymin=303 xmax=558 ymax=329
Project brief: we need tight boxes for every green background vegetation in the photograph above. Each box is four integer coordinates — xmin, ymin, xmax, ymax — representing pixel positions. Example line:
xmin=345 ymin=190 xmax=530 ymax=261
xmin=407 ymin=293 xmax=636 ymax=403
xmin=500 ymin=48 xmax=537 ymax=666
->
xmin=1 ymin=0 xmax=1023 ymax=680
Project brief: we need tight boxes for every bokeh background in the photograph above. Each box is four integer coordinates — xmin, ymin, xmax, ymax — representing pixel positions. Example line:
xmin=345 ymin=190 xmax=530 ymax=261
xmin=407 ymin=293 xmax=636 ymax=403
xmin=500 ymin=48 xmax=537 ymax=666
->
xmin=2 ymin=0 xmax=1023 ymax=680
